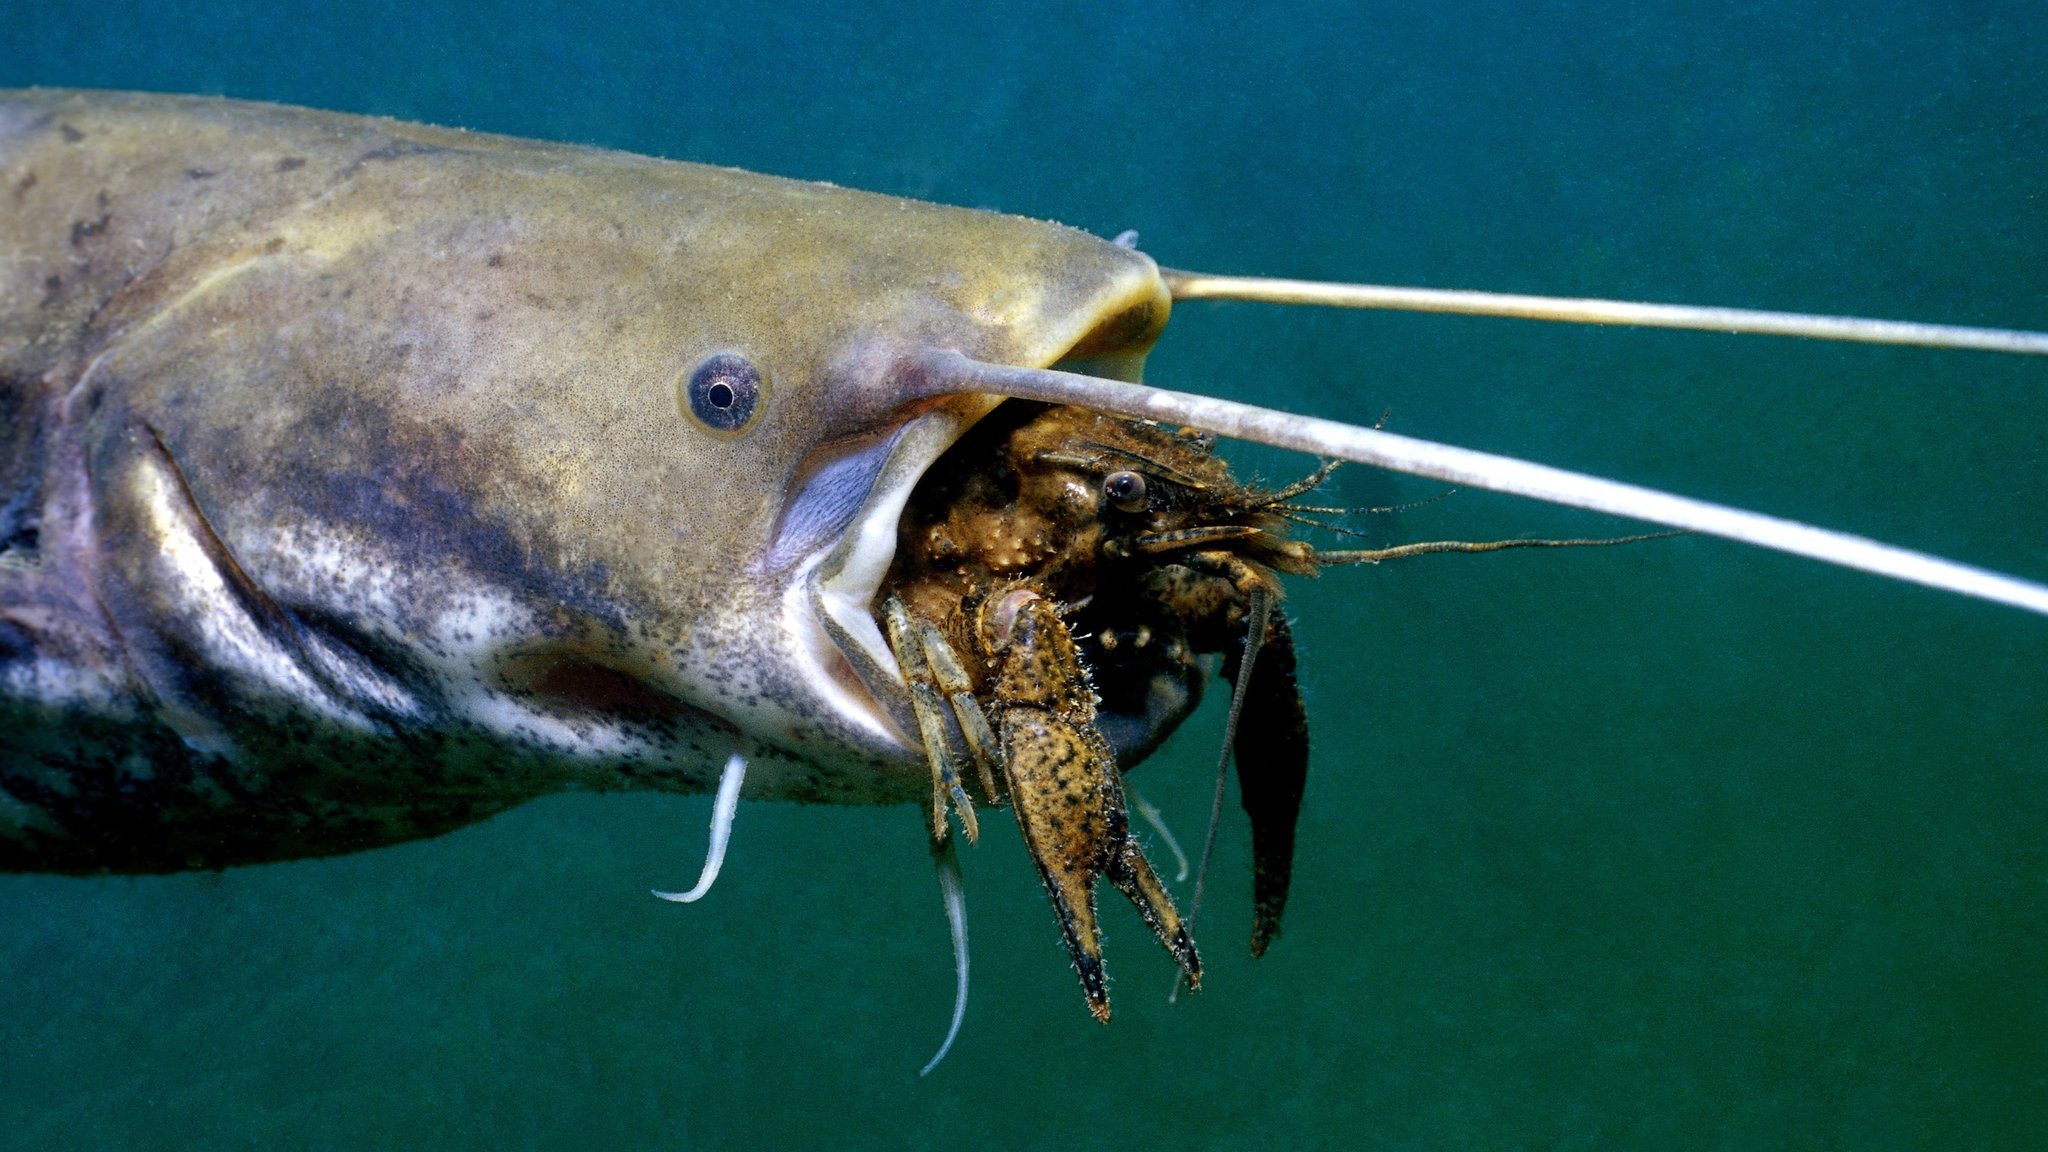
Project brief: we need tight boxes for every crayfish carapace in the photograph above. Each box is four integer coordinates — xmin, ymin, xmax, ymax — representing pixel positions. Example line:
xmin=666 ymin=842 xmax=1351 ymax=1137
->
xmin=882 ymin=402 xmax=1671 ymax=1023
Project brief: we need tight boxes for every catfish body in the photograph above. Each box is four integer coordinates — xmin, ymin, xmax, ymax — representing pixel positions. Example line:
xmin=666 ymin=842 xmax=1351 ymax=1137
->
xmin=0 ymin=91 xmax=1171 ymax=872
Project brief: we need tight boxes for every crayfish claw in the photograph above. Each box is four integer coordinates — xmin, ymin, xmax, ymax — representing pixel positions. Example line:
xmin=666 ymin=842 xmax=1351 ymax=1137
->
xmin=1106 ymin=836 xmax=1202 ymax=989
xmin=1036 ymin=846 xmax=1113 ymax=1023
xmin=999 ymin=707 xmax=1118 ymax=1020
xmin=986 ymin=589 xmax=1202 ymax=1019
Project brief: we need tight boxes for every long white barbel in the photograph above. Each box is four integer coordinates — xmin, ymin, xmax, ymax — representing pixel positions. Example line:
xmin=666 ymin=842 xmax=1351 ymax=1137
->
xmin=907 ymin=350 xmax=2048 ymax=617
xmin=1161 ymin=270 xmax=2048 ymax=356
xmin=652 ymin=749 xmax=747 ymax=904
xmin=919 ymin=840 xmax=970 ymax=1078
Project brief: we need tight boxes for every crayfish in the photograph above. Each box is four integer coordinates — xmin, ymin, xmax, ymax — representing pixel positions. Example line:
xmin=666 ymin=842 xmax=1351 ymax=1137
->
xmin=882 ymin=401 xmax=1668 ymax=1021
xmin=880 ymin=401 xmax=1336 ymax=1020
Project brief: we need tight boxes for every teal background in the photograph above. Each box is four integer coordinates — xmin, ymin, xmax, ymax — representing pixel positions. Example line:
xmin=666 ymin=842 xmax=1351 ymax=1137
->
xmin=3 ymin=1 xmax=2046 ymax=1147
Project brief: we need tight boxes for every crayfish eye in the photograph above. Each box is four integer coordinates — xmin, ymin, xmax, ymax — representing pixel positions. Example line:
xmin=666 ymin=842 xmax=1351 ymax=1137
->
xmin=1103 ymin=470 xmax=1148 ymax=512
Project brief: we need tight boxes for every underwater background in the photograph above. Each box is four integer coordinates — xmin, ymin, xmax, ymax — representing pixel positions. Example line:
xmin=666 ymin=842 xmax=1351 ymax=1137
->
xmin=3 ymin=0 xmax=2045 ymax=1146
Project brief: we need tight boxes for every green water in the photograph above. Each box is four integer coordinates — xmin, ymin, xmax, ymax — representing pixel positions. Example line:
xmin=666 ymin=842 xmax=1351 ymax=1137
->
xmin=3 ymin=1 xmax=2045 ymax=1146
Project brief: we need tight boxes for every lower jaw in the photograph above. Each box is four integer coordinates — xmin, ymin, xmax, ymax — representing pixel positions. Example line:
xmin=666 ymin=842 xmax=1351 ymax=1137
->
xmin=798 ymin=396 xmax=1006 ymax=755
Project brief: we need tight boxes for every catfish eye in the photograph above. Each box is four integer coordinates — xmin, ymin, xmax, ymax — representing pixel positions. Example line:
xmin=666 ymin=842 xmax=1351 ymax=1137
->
xmin=1103 ymin=470 xmax=1148 ymax=512
xmin=682 ymin=353 xmax=763 ymax=432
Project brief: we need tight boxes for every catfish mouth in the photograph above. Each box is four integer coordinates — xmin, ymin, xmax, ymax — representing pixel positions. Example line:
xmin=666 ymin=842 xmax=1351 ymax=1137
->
xmin=789 ymin=386 xmax=1203 ymax=771
xmin=779 ymin=280 xmax=1172 ymax=760
xmin=786 ymin=396 xmax=1001 ymax=755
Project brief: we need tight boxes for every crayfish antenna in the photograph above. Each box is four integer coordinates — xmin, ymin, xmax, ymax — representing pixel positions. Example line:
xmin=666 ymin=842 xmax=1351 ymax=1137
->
xmin=1130 ymin=789 xmax=1192 ymax=882
xmin=1177 ymin=586 xmax=1274 ymax=998
xmin=1314 ymin=531 xmax=1683 ymax=567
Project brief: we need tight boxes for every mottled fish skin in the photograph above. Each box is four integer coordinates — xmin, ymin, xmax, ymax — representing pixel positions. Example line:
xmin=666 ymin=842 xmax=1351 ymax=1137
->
xmin=0 ymin=90 xmax=1171 ymax=873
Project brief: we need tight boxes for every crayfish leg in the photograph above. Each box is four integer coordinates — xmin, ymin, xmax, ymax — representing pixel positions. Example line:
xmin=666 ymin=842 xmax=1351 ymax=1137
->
xmin=883 ymin=596 xmax=979 ymax=843
xmin=913 ymin=618 xmax=1003 ymax=803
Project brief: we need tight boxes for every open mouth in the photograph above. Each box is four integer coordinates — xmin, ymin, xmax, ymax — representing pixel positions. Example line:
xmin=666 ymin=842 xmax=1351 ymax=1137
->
xmin=782 ymin=396 xmax=1001 ymax=755
xmin=772 ymin=285 xmax=1173 ymax=760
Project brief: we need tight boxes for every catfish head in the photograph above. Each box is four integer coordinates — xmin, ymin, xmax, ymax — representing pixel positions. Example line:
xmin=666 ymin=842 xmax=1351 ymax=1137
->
xmin=0 ymin=91 xmax=1171 ymax=870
